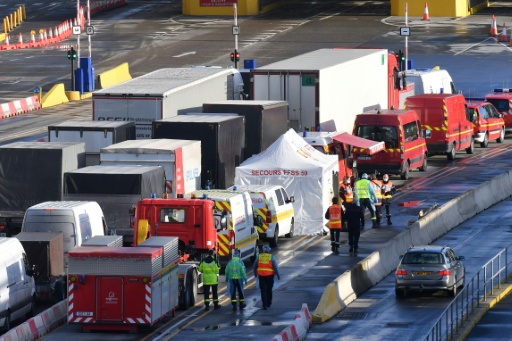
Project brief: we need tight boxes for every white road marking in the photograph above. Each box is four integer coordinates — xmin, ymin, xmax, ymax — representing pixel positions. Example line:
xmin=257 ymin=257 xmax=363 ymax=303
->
xmin=173 ymin=51 xmax=197 ymax=58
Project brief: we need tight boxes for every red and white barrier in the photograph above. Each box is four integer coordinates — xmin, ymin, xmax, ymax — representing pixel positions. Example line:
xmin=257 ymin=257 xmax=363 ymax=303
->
xmin=0 ymin=96 xmax=42 ymax=119
xmin=270 ymin=303 xmax=311 ymax=341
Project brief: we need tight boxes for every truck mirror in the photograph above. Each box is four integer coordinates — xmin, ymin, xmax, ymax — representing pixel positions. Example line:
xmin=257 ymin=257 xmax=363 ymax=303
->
xmin=424 ymin=129 xmax=431 ymax=139
xmin=288 ymin=196 xmax=295 ymax=203
xmin=220 ymin=215 xmax=228 ymax=230
xmin=352 ymin=160 xmax=358 ymax=169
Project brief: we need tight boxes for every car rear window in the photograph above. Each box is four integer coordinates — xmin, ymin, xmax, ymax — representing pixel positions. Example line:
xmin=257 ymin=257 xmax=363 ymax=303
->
xmin=402 ymin=252 xmax=444 ymax=264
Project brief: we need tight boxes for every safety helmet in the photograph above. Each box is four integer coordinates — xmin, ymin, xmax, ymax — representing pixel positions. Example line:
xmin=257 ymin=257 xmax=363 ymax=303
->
xmin=262 ymin=245 xmax=271 ymax=252
xmin=361 ymin=173 xmax=368 ymax=179
xmin=383 ymin=174 xmax=389 ymax=183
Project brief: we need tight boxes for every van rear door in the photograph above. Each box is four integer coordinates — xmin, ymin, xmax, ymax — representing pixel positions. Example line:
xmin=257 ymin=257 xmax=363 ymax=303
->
xmin=250 ymin=192 xmax=269 ymax=236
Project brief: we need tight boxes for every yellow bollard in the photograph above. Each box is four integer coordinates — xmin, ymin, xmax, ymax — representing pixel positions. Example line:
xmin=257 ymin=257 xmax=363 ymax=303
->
xmin=22 ymin=5 xmax=27 ymax=21
xmin=10 ymin=13 xmax=14 ymax=28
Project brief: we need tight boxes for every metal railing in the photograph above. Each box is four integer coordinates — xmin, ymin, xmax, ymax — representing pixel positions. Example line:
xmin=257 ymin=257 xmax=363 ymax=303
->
xmin=425 ymin=244 xmax=512 ymax=341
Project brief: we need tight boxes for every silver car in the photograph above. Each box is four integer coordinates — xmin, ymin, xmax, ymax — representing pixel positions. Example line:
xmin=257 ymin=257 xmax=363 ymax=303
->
xmin=395 ymin=245 xmax=465 ymax=298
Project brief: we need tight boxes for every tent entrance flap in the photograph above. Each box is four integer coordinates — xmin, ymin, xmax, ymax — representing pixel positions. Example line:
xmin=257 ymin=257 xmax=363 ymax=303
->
xmin=333 ymin=133 xmax=384 ymax=155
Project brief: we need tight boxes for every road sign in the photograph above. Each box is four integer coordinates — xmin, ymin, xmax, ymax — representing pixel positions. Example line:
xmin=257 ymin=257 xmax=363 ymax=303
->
xmin=73 ymin=26 xmax=81 ymax=35
xmin=34 ymin=87 xmax=40 ymax=94
xmin=400 ymin=27 xmax=410 ymax=36
xmin=232 ymin=26 xmax=240 ymax=35
xmin=86 ymin=26 xmax=94 ymax=35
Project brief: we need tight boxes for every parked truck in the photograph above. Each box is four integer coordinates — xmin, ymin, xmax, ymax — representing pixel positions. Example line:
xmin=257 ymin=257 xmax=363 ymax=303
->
xmin=484 ymin=88 xmax=512 ymax=134
xmin=63 ymin=165 xmax=166 ymax=245
xmin=48 ymin=120 xmax=136 ymax=166
xmin=202 ymin=100 xmax=289 ymax=161
xmin=67 ymin=236 xmax=180 ymax=331
xmin=100 ymin=139 xmax=202 ymax=198
xmin=152 ymin=114 xmax=245 ymax=189
xmin=251 ymin=48 xmax=414 ymax=133
xmin=92 ymin=67 xmax=245 ymax=139
xmin=0 ymin=142 xmax=85 ymax=237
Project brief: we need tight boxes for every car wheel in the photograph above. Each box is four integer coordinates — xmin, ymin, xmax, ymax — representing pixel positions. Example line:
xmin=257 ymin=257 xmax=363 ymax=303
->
xmin=2 ymin=311 xmax=10 ymax=332
xmin=269 ymin=226 xmax=279 ymax=247
xmin=466 ymin=138 xmax=475 ymax=154
xmin=497 ymin=128 xmax=505 ymax=143
xmin=250 ymin=244 xmax=259 ymax=263
xmin=400 ymin=162 xmax=409 ymax=180
xmin=447 ymin=144 xmax=456 ymax=160
xmin=449 ymin=283 xmax=458 ymax=297
xmin=285 ymin=219 xmax=295 ymax=238
xmin=395 ymin=288 xmax=406 ymax=299
xmin=419 ymin=154 xmax=427 ymax=172
xmin=480 ymin=133 xmax=489 ymax=148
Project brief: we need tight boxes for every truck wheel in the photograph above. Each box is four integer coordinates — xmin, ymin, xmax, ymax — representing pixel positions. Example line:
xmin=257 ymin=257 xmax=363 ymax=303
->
xmin=497 ymin=128 xmax=505 ymax=143
xmin=269 ymin=226 xmax=279 ymax=247
xmin=187 ymin=270 xmax=198 ymax=308
xmin=419 ymin=155 xmax=427 ymax=172
xmin=250 ymin=245 xmax=259 ymax=263
xmin=285 ymin=219 xmax=295 ymax=238
xmin=447 ymin=144 xmax=456 ymax=160
xmin=466 ymin=138 xmax=475 ymax=154
xmin=480 ymin=133 xmax=488 ymax=148
xmin=400 ymin=162 xmax=409 ymax=180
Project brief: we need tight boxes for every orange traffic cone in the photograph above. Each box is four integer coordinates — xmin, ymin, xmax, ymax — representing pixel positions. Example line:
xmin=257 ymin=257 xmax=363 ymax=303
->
xmin=422 ymin=2 xmax=430 ymax=21
xmin=17 ymin=32 xmax=24 ymax=48
xmin=501 ymin=23 xmax=508 ymax=42
xmin=490 ymin=15 xmax=498 ymax=36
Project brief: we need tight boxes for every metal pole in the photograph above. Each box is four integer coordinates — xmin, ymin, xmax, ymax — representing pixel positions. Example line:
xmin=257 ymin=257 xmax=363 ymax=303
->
xmin=76 ymin=0 xmax=80 ymax=68
xmin=234 ymin=4 xmax=238 ymax=69
xmin=71 ymin=47 xmax=75 ymax=91
xmin=87 ymin=0 xmax=91 ymax=58
xmin=405 ymin=2 xmax=408 ymax=71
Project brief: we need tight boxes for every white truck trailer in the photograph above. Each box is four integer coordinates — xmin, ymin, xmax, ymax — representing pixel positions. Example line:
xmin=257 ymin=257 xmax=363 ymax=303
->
xmin=92 ymin=67 xmax=245 ymax=139
xmin=251 ymin=48 xmax=393 ymax=133
xmin=100 ymin=139 xmax=202 ymax=197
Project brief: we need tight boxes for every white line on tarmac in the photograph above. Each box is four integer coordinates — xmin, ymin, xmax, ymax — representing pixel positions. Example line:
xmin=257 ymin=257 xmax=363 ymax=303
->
xmin=454 ymin=37 xmax=502 ymax=55
xmin=173 ymin=51 xmax=197 ymax=58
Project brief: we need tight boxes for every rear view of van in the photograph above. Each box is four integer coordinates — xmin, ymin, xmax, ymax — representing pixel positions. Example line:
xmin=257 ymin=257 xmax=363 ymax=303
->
xmin=405 ymin=68 xmax=456 ymax=95
xmin=21 ymin=201 xmax=107 ymax=253
xmin=232 ymin=185 xmax=295 ymax=247
xmin=0 ymin=238 xmax=36 ymax=331
xmin=405 ymin=94 xmax=475 ymax=160
xmin=352 ymin=109 xmax=428 ymax=180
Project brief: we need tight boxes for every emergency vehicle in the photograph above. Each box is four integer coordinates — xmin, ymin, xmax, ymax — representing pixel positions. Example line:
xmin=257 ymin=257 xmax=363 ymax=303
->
xmin=351 ymin=109 xmax=428 ymax=180
xmin=67 ymin=237 xmax=179 ymax=332
xmin=466 ymin=100 xmax=505 ymax=147
xmin=405 ymin=94 xmax=475 ymax=160
xmin=484 ymin=88 xmax=512 ymax=134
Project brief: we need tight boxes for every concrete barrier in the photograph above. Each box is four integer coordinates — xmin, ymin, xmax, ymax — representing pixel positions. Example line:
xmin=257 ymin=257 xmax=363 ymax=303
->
xmin=312 ymin=170 xmax=512 ymax=323
xmin=41 ymin=83 xmax=69 ymax=108
xmin=97 ymin=62 xmax=131 ymax=89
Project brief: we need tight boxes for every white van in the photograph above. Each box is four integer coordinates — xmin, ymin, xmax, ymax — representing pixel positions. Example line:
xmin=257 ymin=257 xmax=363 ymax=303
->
xmin=230 ymin=185 xmax=295 ymax=247
xmin=405 ymin=68 xmax=456 ymax=95
xmin=21 ymin=201 xmax=107 ymax=254
xmin=187 ymin=190 xmax=259 ymax=266
xmin=0 ymin=237 xmax=36 ymax=331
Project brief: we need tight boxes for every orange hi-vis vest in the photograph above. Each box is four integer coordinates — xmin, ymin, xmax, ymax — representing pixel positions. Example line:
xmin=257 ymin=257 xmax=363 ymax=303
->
xmin=371 ymin=180 xmax=383 ymax=206
xmin=328 ymin=204 xmax=342 ymax=229
xmin=339 ymin=184 xmax=353 ymax=203
xmin=257 ymin=253 xmax=275 ymax=277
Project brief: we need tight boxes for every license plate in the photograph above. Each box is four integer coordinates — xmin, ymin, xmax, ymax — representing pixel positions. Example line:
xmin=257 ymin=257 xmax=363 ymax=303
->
xmin=414 ymin=271 xmax=431 ymax=276
xmin=358 ymin=155 xmax=371 ymax=161
xmin=75 ymin=311 xmax=93 ymax=317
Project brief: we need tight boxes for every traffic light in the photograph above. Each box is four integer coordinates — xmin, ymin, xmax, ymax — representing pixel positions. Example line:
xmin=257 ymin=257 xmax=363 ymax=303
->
xmin=67 ymin=47 xmax=77 ymax=60
xmin=230 ymin=51 xmax=240 ymax=63
xmin=396 ymin=49 xmax=405 ymax=71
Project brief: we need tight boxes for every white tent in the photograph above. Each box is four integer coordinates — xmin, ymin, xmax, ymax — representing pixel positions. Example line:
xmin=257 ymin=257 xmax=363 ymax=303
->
xmin=235 ymin=129 xmax=339 ymax=235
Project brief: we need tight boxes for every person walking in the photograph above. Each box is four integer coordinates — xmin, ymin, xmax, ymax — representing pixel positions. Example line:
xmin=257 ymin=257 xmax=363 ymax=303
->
xmin=325 ymin=196 xmax=343 ymax=254
xmin=254 ymin=245 xmax=281 ymax=310
xmin=225 ymin=248 xmax=247 ymax=311
xmin=354 ymin=173 xmax=378 ymax=228
xmin=370 ymin=174 xmax=383 ymax=226
xmin=198 ymin=249 xmax=221 ymax=311
xmin=339 ymin=176 xmax=354 ymax=204
xmin=340 ymin=193 xmax=365 ymax=253
xmin=381 ymin=174 xmax=396 ymax=225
